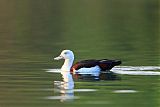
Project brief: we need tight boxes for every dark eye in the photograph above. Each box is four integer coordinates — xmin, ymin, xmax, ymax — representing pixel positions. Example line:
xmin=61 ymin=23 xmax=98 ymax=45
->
xmin=64 ymin=52 xmax=68 ymax=54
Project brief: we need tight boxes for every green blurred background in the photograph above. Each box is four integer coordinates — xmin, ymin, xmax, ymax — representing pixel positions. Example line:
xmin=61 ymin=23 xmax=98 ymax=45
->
xmin=0 ymin=0 xmax=159 ymax=67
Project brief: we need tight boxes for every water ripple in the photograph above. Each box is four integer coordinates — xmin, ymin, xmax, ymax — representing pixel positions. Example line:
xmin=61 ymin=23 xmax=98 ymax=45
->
xmin=113 ymin=90 xmax=138 ymax=93
xmin=46 ymin=66 xmax=160 ymax=75
xmin=111 ymin=66 xmax=160 ymax=75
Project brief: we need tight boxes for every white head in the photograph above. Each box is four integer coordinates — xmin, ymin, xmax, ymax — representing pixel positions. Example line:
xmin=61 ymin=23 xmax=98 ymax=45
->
xmin=54 ymin=50 xmax=74 ymax=61
xmin=54 ymin=50 xmax=74 ymax=71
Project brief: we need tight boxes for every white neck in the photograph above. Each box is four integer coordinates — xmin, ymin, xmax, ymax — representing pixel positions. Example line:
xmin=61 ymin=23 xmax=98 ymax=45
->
xmin=61 ymin=59 xmax=74 ymax=72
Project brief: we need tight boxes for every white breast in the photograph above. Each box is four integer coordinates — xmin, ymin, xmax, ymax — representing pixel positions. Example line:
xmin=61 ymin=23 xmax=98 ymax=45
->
xmin=61 ymin=71 xmax=74 ymax=82
xmin=75 ymin=65 xmax=101 ymax=76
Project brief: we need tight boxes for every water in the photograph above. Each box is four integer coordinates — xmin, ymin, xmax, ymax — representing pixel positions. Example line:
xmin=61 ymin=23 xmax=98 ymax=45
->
xmin=45 ymin=66 xmax=160 ymax=105
xmin=0 ymin=0 xmax=159 ymax=107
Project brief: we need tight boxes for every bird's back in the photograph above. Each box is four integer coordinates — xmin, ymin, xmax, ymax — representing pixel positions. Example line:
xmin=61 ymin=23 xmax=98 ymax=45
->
xmin=71 ymin=59 xmax=121 ymax=72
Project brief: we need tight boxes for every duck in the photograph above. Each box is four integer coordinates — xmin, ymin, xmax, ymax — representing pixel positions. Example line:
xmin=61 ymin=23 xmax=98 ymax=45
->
xmin=54 ymin=50 xmax=121 ymax=80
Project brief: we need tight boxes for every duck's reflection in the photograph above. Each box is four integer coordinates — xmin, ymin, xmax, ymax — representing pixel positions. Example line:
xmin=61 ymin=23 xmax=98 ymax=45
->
xmin=75 ymin=71 xmax=121 ymax=81
xmin=53 ymin=71 xmax=75 ymax=102
xmin=53 ymin=81 xmax=74 ymax=102
xmin=52 ymin=71 xmax=120 ymax=102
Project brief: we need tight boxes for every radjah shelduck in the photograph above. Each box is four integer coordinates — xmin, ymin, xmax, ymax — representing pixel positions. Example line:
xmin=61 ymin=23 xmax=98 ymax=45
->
xmin=54 ymin=50 xmax=121 ymax=80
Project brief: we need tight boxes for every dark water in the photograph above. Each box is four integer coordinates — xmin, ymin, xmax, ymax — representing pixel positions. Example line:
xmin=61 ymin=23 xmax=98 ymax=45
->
xmin=0 ymin=0 xmax=159 ymax=107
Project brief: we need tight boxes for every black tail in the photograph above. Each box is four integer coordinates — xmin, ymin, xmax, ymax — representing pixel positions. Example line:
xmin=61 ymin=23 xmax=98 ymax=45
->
xmin=98 ymin=59 xmax=122 ymax=71
xmin=113 ymin=60 xmax=122 ymax=66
